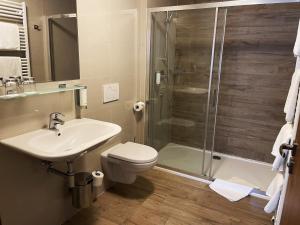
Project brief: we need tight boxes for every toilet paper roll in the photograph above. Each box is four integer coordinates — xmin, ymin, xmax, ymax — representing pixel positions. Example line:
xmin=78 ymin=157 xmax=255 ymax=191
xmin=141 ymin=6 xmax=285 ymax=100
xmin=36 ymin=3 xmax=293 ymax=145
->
xmin=79 ymin=88 xmax=88 ymax=108
xmin=133 ymin=102 xmax=145 ymax=112
xmin=92 ymin=171 xmax=104 ymax=187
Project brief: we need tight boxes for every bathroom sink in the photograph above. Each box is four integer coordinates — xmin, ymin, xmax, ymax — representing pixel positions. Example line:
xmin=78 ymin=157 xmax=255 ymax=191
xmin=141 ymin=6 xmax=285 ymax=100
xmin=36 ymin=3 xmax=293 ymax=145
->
xmin=0 ymin=118 xmax=122 ymax=161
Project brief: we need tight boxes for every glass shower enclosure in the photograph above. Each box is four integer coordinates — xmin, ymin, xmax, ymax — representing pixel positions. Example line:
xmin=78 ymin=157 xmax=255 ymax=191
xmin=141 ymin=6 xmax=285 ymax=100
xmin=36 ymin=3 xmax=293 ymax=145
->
xmin=147 ymin=7 xmax=227 ymax=179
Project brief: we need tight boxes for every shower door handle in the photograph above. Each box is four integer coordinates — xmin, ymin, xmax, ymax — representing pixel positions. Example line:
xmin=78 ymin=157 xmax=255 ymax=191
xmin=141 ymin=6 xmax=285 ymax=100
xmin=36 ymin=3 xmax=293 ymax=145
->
xmin=212 ymin=89 xmax=217 ymax=108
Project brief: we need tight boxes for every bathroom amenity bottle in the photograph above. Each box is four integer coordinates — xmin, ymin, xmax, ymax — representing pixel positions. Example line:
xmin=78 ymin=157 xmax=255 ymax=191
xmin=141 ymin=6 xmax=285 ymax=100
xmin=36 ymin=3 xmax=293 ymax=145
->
xmin=0 ymin=77 xmax=4 ymax=96
xmin=22 ymin=76 xmax=36 ymax=93
xmin=9 ymin=76 xmax=23 ymax=93
xmin=4 ymin=78 xmax=17 ymax=95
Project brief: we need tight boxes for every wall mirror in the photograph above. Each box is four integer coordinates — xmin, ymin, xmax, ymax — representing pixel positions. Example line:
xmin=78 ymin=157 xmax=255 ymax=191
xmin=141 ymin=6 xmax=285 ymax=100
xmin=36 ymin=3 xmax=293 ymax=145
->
xmin=1 ymin=0 xmax=80 ymax=83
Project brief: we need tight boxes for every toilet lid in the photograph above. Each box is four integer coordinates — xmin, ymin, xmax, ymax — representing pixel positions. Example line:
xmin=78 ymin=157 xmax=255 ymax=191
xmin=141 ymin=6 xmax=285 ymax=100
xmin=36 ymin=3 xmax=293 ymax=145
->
xmin=107 ymin=142 xmax=158 ymax=164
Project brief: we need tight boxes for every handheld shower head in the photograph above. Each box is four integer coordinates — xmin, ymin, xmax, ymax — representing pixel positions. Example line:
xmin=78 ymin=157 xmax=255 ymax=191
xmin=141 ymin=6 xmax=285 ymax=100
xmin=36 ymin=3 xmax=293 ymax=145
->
xmin=165 ymin=12 xmax=175 ymax=24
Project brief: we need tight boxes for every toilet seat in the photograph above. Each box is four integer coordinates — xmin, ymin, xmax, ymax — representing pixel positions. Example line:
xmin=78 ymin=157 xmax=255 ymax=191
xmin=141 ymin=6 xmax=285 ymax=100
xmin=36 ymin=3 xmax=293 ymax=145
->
xmin=105 ymin=142 xmax=158 ymax=164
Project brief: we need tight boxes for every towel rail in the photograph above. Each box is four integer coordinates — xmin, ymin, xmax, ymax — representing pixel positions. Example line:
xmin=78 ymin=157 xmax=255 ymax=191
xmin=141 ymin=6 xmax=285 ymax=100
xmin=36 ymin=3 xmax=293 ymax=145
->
xmin=0 ymin=0 xmax=31 ymax=77
xmin=0 ymin=13 xmax=22 ymax=20
xmin=0 ymin=3 xmax=22 ymax=10
xmin=0 ymin=5 xmax=21 ymax=12
xmin=0 ymin=9 xmax=22 ymax=15
xmin=0 ymin=0 xmax=22 ymax=8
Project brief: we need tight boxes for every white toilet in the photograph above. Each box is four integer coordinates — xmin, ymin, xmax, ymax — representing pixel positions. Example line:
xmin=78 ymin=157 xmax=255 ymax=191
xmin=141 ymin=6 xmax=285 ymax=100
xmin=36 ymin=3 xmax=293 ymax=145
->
xmin=101 ymin=142 xmax=158 ymax=184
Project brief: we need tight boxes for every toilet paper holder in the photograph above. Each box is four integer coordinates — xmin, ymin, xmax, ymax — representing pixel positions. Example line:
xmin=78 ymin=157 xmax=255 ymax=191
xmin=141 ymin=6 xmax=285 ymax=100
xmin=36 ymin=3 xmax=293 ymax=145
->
xmin=133 ymin=101 xmax=145 ymax=112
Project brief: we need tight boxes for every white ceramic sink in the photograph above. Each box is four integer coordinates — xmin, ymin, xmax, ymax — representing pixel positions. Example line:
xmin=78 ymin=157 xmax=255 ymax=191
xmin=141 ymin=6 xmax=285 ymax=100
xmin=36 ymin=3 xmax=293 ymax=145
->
xmin=0 ymin=118 xmax=122 ymax=161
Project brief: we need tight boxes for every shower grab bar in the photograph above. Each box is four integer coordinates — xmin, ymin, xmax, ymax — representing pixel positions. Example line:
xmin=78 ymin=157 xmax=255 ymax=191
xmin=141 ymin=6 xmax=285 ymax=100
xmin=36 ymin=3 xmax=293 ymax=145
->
xmin=212 ymin=88 xmax=217 ymax=108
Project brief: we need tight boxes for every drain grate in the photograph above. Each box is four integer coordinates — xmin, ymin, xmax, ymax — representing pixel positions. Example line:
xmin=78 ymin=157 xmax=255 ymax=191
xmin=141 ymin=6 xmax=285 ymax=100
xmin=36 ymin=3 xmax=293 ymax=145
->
xmin=213 ymin=155 xmax=221 ymax=160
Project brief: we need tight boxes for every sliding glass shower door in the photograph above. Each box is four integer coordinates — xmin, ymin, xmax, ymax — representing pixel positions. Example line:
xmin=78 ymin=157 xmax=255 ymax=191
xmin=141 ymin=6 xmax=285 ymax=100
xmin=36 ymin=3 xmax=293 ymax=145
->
xmin=148 ymin=7 xmax=227 ymax=179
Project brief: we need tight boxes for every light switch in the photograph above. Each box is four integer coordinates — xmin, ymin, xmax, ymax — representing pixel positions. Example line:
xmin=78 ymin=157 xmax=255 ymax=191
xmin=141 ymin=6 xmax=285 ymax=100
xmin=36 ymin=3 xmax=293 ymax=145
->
xmin=103 ymin=83 xmax=119 ymax=103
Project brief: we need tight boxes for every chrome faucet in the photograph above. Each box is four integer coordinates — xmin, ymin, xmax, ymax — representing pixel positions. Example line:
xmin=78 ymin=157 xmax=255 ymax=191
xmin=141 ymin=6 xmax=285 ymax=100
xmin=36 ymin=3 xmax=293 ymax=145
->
xmin=49 ymin=112 xmax=65 ymax=132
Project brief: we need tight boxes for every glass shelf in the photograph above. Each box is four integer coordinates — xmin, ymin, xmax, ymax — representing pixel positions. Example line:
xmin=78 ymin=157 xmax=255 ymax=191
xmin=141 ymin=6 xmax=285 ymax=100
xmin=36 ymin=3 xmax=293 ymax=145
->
xmin=0 ymin=85 xmax=86 ymax=100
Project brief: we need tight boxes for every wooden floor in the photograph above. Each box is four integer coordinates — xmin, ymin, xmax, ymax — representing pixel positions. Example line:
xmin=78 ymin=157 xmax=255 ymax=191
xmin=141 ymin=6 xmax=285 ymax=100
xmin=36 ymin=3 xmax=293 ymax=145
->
xmin=64 ymin=169 xmax=272 ymax=225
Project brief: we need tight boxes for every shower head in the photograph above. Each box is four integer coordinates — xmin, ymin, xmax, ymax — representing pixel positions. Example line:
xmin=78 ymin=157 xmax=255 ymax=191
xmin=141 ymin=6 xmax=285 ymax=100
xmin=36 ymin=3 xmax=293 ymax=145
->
xmin=166 ymin=13 xmax=173 ymax=23
xmin=165 ymin=12 xmax=177 ymax=24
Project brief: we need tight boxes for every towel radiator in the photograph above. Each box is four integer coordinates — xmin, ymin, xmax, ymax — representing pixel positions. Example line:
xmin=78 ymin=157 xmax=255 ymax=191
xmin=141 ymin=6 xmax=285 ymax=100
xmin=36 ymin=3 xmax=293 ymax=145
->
xmin=0 ymin=0 xmax=31 ymax=77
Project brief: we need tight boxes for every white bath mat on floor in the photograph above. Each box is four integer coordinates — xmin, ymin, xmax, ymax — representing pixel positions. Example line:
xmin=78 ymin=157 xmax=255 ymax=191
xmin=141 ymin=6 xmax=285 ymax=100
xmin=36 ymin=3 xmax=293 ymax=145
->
xmin=209 ymin=179 xmax=253 ymax=202
xmin=228 ymin=176 xmax=259 ymax=189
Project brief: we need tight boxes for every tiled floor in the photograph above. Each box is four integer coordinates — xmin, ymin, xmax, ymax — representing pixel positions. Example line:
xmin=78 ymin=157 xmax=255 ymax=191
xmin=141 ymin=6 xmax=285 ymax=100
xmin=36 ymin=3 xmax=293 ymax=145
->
xmin=64 ymin=169 xmax=272 ymax=225
xmin=158 ymin=143 xmax=276 ymax=191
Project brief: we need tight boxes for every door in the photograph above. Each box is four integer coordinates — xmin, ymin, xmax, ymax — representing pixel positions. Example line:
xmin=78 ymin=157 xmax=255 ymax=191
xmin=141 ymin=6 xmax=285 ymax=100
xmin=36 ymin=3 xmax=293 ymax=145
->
xmin=280 ymin=121 xmax=300 ymax=224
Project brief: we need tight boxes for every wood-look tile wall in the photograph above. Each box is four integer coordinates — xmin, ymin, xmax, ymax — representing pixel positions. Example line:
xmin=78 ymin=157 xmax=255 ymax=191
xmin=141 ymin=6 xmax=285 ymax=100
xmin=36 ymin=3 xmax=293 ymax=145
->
xmin=216 ymin=4 xmax=300 ymax=162
xmin=171 ymin=4 xmax=300 ymax=162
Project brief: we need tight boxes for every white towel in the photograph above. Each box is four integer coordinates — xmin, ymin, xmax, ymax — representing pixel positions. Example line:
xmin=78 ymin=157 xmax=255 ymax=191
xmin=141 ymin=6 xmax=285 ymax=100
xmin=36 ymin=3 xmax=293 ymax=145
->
xmin=209 ymin=179 xmax=253 ymax=202
xmin=294 ymin=19 xmax=300 ymax=56
xmin=264 ymin=173 xmax=284 ymax=214
xmin=284 ymin=70 xmax=300 ymax=123
xmin=0 ymin=57 xmax=22 ymax=78
xmin=272 ymin=151 xmax=287 ymax=171
xmin=296 ymin=57 xmax=300 ymax=70
xmin=266 ymin=173 xmax=284 ymax=197
xmin=272 ymin=124 xmax=293 ymax=157
xmin=264 ymin=188 xmax=282 ymax=214
xmin=0 ymin=22 xmax=20 ymax=50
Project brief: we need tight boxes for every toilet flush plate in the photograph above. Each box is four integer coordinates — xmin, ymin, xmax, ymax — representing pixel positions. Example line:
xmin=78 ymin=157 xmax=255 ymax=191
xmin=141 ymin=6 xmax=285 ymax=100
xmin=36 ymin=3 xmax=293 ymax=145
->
xmin=103 ymin=83 xmax=119 ymax=103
